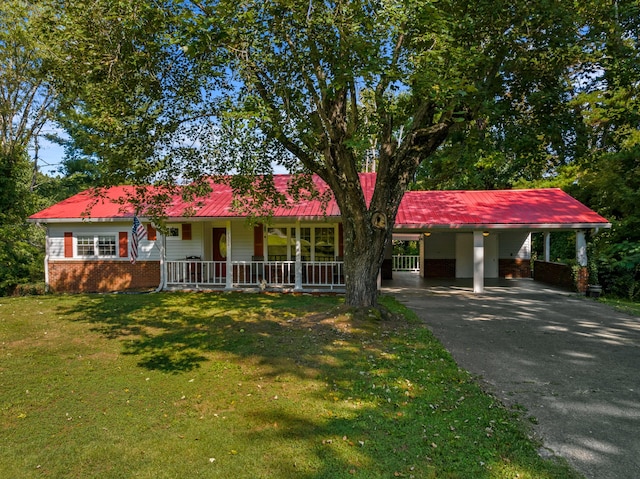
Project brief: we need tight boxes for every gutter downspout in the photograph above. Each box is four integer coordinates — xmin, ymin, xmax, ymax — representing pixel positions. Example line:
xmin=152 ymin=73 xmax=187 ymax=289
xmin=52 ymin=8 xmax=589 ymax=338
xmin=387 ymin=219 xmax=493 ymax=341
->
xmin=155 ymin=230 xmax=166 ymax=293
xmin=43 ymin=224 xmax=50 ymax=293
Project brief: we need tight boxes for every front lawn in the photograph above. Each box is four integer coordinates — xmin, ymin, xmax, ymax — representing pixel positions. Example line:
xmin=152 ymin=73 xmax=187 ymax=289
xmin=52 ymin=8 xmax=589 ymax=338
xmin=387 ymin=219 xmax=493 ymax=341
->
xmin=599 ymin=296 xmax=640 ymax=316
xmin=0 ymin=292 xmax=581 ymax=478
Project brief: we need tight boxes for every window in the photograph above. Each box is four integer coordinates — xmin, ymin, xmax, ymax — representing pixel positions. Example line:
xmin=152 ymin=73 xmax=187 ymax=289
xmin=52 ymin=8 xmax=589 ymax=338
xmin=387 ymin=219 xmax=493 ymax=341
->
xmin=76 ymin=234 xmax=117 ymax=258
xmin=300 ymin=228 xmax=311 ymax=261
xmin=266 ymin=226 xmax=336 ymax=261
xmin=314 ymin=227 xmax=335 ymax=261
xmin=167 ymin=227 xmax=180 ymax=238
xmin=98 ymin=235 xmax=116 ymax=256
xmin=267 ymin=228 xmax=289 ymax=261
xmin=77 ymin=236 xmax=95 ymax=256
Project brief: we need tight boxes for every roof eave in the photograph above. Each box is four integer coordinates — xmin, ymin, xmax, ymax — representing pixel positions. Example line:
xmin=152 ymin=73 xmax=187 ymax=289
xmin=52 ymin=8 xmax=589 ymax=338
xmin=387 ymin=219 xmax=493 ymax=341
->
xmin=27 ymin=217 xmax=133 ymax=224
xmin=394 ymin=222 xmax=612 ymax=231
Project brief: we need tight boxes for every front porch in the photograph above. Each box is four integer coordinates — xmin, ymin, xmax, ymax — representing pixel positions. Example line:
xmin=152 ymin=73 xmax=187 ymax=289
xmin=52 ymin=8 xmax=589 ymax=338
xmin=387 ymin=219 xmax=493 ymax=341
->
xmin=165 ymin=259 xmax=345 ymax=291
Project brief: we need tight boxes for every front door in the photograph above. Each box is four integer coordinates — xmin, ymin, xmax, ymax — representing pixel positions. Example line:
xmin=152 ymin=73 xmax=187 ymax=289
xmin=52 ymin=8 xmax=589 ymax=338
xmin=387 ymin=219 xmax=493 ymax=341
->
xmin=212 ymin=228 xmax=227 ymax=280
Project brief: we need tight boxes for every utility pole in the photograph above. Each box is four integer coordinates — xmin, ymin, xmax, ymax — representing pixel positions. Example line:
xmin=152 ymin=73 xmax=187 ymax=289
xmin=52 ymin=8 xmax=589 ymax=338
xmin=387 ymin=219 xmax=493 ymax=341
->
xmin=31 ymin=133 xmax=39 ymax=191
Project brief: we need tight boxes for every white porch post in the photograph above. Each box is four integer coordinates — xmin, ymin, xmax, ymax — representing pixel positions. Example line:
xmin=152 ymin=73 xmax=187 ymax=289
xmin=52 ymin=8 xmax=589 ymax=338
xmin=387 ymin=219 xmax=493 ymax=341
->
xmin=158 ymin=229 xmax=166 ymax=291
xmin=473 ymin=230 xmax=485 ymax=294
xmin=419 ymin=233 xmax=426 ymax=278
xmin=544 ymin=232 xmax=551 ymax=262
xmin=576 ymin=230 xmax=587 ymax=267
xmin=225 ymin=220 xmax=233 ymax=289
xmin=294 ymin=221 xmax=303 ymax=291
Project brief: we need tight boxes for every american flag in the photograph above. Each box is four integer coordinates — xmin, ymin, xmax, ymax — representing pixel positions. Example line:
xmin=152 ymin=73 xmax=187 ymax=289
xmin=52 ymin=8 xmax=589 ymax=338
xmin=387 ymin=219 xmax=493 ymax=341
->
xmin=130 ymin=216 xmax=147 ymax=264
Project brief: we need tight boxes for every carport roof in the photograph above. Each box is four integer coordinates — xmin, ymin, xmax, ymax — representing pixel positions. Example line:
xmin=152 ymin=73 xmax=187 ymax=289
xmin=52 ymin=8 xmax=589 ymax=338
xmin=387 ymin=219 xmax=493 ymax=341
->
xmin=29 ymin=173 xmax=610 ymax=229
xmin=395 ymin=188 xmax=610 ymax=230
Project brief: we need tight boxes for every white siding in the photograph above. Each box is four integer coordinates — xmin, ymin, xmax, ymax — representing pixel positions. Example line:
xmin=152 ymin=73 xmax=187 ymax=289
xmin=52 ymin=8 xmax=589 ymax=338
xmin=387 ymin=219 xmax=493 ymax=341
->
xmin=48 ymin=223 xmax=159 ymax=261
xmin=48 ymin=226 xmax=65 ymax=258
xmin=484 ymin=233 xmax=499 ymax=278
xmin=424 ymin=233 xmax=456 ymax=259
xmin=230 ymin=221 xmax=256 ymax=261
xmin=498 ymin=231 xmax=531 ymax=260
xmin=455 ymin=233 xmax=474 ymax=278
xmin=165 ymin=222 xmax=205 ymax=260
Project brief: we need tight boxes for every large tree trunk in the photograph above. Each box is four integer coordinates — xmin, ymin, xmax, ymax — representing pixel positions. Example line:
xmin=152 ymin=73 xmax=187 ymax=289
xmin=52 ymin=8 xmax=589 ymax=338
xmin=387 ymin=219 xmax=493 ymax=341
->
xmin=341 ymin=207 xmax=390 ymax=307
xmin=323 ymin=155 xmax=403 ymax=308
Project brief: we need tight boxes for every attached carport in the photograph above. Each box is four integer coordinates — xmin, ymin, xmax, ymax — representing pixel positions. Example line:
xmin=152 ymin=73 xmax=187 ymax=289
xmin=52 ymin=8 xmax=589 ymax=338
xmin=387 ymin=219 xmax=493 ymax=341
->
xmin=391 ymin=188 xmax=611 ymax=293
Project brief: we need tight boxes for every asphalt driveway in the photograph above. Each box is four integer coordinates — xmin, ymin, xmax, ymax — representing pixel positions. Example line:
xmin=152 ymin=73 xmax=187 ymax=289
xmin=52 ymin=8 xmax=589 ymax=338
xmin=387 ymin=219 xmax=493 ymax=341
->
xmin=383 ymin=274 xmax=640 ymax=479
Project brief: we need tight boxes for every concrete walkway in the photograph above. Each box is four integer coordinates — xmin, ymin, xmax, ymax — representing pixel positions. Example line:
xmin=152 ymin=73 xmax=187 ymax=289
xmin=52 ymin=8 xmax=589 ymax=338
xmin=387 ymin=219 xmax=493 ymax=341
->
xmin=383 ymin=273 xmax=640 ymax=479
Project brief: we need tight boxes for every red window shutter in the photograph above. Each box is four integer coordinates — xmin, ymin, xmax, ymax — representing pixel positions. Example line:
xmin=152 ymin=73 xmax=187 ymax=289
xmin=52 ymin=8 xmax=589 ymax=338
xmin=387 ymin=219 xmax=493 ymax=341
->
xmin=147 ymin=224 xmax=157 ymax=241
xmin=253 ymin=224 xmax=264 ymax=257
xmin=64 ymin=232 xmax=73 ymax=258
xmin=338 ymin=223 xmax=344 ymax=258
xmin=119 ymin=232 xmax=128 ymax=257
xmin=182 ymin=223 xmax=192 ymax=240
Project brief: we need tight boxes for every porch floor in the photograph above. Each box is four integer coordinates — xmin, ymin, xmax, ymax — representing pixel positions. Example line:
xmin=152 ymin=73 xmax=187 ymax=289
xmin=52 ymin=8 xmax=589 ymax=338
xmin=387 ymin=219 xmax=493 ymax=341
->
xmin=164 ymin=272 xmax=550 ymax=295
xmin=163 ymin=283 xmax=345 ymax=294
xmin=381 ymin=272 xmax=548 ymax=295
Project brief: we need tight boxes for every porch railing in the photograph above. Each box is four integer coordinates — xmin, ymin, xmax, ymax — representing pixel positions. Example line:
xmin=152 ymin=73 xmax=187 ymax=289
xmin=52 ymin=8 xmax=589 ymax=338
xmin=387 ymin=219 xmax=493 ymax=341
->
xmin=166 ymin=260 xmax=345 ymax=289
xmin=166 ymin=260 xmax=226 ymax=286
xmin=392 ymin=255 xmax=420 ymax=272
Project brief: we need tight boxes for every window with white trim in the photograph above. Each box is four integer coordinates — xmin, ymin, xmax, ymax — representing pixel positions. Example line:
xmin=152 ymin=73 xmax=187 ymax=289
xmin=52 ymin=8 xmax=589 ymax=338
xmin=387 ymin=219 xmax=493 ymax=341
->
xmin=314 ymin=227 xmax=335 ymax=261
xmin=300 ymin=227 xmax=311 ymax=261
xmin=76 ymin=235 xmax=95 ymax=256
xmin=266 ymin=226 xmax=336 ymax=261
xmin=166 ymin=226 xmax=181 ymax=239
xmin=267 ymin=227 xmax=290 ymax=261
xmin=76 ymin=234 xmax=117 ymax=258
xmin=97 ymin=235 xmax=116 ymax=256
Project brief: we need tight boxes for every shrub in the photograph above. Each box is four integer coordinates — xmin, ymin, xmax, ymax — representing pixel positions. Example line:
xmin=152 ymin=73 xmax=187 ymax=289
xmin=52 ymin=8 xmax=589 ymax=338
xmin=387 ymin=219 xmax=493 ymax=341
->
xmin=597 ymin=241 xmax=640 ymax=301
xmin=12 ymin=282 xmax=47 ymax=296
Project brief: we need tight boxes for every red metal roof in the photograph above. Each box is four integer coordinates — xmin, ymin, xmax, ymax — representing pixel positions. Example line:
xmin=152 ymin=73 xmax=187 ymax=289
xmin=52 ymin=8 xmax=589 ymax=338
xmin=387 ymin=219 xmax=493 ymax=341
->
xmin=29 ymin=174 xmax=609 ymax=228
xmin=29 ymin=186 xmax=139 ymax=220
xmin=396 ymin=189 xmax=610 ymax=229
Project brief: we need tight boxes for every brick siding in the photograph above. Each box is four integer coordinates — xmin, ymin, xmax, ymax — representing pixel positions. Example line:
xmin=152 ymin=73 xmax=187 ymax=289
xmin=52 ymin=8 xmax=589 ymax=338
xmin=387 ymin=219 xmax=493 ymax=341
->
xmin=499 ymin=258 xmax=531 ymax=279
xmin=424 ymin=259 xmax=456 ymax=278
xmin=533 ymin=260 xmax=587 ymax=292
xmin=48 ymin=260 xmax=161 ymax=293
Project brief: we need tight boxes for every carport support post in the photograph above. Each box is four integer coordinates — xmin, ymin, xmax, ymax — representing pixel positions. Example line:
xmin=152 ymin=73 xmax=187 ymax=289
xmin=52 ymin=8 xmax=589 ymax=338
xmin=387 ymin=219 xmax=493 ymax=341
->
xmin=576 ymin=230 xmax=587 ymax=267
xmin=576 ymin=230 xmax=589 ymax=293
xmin=473 ymin=230 xmax=485 ymax=294
xmin=544 ymin=232 xmax=551 ymax=262
xmin=419 ymin=233 xmax=426 ymax=278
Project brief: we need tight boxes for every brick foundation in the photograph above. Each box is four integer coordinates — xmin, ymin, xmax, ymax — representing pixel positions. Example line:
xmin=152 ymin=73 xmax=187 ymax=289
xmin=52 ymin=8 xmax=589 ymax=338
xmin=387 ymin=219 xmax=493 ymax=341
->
xmin=499 ymin=259 xmax=531 ymax=279
xmin=425 ymin=258 xmax=531 ymax=279
xmin=575 ymin=266 xmax=589 ymax=293
xmin=48 ymin=260 xmax=161 ymax=293
xmin=533 ymin=260 xmax=587 ymax=292
xmin=424 ymin=259 xmax=456 ymax=278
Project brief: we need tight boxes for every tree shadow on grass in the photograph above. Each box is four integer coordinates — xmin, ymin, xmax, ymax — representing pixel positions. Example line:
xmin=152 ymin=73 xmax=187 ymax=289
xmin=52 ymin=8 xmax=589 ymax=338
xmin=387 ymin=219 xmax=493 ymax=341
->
xmin=58 ymin=291 xmax=344 ymax=373
xmin=56 ymin=291 xmax=581 ymax=479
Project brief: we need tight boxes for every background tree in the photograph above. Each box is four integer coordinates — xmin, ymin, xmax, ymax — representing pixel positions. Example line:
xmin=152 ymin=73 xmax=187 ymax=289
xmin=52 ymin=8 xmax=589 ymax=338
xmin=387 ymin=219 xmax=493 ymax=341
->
xmin=0 ymin=0 xmax=57 ymax=222
xmin=0 ymin=0 xmax=60 ymax=294
xmin=569 ymin=0 xmax=640 ymax=299
xmin=410 ymin=1 xmax=639 ymax=300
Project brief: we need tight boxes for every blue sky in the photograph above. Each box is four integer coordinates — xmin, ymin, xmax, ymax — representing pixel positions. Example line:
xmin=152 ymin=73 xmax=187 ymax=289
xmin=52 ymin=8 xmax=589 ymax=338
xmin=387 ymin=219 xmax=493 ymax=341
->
xmin=32 ymin=131 xmax=65 ymax=176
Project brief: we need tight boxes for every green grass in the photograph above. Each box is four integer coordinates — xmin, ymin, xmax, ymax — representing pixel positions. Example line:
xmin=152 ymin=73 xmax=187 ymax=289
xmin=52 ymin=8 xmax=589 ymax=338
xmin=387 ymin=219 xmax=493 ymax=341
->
xmin=598 ymin=296 xmax=640 ymax=316
xmin=0 ymin=292 xmax=582 ymax=479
